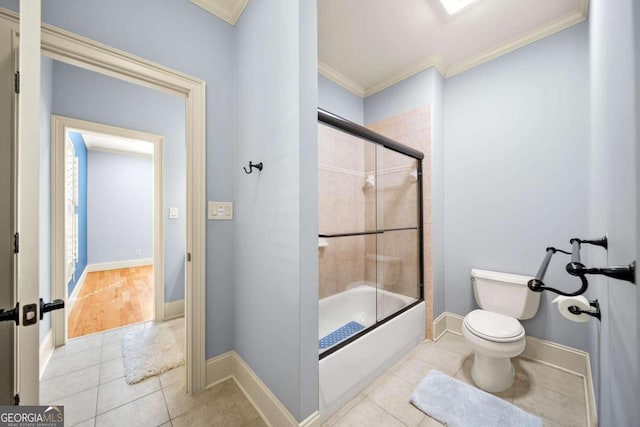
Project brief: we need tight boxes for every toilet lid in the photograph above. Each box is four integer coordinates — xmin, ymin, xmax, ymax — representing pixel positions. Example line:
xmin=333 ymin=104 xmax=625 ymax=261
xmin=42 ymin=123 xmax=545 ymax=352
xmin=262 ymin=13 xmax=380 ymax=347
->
xmin=464 ymin=310 xmax=524 ymax=343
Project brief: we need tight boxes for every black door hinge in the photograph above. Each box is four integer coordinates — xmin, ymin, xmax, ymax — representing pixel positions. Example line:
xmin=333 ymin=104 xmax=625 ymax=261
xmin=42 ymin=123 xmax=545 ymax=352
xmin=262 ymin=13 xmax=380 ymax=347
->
xmin=13 ymin=393 xmax=19 ymax=405
xmin=13 ymin=232 xmax=19 ymax=254
xmin=14 ymin=71 xmax=19 ymax=94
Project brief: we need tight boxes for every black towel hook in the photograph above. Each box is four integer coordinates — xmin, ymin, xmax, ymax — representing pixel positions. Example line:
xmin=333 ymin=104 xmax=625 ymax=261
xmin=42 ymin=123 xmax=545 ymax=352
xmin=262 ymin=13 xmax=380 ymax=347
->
xmin=243 ymin=161 xmax=263 ymax=174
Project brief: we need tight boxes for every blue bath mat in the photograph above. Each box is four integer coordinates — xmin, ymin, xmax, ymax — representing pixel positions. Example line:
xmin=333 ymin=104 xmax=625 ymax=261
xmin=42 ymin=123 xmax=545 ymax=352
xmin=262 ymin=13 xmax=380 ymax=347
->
xmin=411 ymin=370 xmax=542 ymax=427
xmin=319 ymin=321 xmax=365 ymax=349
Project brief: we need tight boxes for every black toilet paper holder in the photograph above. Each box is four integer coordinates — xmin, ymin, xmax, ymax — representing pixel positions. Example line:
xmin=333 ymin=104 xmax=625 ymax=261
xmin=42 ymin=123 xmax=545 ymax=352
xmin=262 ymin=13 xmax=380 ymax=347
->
xmin=568 ymin=299 xmax=601 ymax=321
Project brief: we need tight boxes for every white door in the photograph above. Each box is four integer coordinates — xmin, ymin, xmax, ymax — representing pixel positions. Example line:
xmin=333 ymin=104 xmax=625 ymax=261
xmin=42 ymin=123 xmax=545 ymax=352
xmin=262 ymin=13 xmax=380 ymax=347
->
xmin=2 ymin=0 xmax=60 ymax=406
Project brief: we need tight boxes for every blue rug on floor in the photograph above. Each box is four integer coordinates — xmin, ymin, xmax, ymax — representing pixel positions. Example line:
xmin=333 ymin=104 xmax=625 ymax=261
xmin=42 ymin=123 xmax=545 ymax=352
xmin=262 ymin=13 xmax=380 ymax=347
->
xmin=319 ymin=321 xmax=365 ymax=349
xmin=411 ymin=370 xmax=542 ymax=427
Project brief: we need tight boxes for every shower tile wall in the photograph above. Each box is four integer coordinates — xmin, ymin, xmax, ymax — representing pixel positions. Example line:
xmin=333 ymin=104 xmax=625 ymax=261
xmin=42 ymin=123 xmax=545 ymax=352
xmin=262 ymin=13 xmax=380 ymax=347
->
xmin=368 ymin=106 xmax=433 ymax=338
xmin=318 ymin=124 xmax=372 ymax=299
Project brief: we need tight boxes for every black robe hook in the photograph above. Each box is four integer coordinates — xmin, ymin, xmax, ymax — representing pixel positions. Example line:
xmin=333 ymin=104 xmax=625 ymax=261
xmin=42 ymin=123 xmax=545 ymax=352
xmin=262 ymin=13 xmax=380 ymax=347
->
xmin=243 ymin=161 xmax=263 ymax=174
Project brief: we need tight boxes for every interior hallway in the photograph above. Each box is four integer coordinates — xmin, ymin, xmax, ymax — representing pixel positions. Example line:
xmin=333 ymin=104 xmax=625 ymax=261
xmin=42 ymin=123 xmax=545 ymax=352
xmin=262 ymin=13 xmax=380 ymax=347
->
xmin=68 ymin=266 xmax=154 ymax=338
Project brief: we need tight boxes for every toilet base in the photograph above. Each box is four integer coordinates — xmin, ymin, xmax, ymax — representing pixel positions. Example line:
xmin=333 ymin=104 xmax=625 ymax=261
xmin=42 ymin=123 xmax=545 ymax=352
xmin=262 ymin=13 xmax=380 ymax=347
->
xmin=470 ymin=352 xmax=515 ymax=393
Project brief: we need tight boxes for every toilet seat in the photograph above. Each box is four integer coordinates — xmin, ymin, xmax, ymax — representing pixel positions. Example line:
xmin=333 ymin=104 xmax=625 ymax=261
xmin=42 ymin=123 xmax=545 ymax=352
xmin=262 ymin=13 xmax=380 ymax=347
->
xmin=463 ymin=310 xmax=524 ymax=343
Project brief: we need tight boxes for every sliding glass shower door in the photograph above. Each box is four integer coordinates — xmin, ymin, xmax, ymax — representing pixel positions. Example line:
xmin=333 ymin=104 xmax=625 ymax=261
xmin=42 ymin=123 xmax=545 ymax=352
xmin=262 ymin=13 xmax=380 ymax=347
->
xmin=318 ymin=110 xmax=423 ymax=357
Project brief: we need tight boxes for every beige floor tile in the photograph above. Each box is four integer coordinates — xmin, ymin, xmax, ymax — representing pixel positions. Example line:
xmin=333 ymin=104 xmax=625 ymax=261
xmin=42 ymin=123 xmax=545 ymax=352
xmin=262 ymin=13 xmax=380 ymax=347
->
xmin=513 ymin=358 xmax=585 ymax=403
xmin=410 ymin=344 xmax=466 ymax=377
xmin=390 ymin=353 xmax=441 ymax=387
xmin=243 ymin=417 xmax=268 ymax=427
xmin=52 ymin=334 xmax=103 ymax=359
xmin=42 ymin=347 xmax=102 ymax=380
xmin=159 ymin=365 xmax=185 ymax=389
xmin=406 ymin=340 xmax=435 ymax=364
xmin=170 ymin=394 xmax=244 ymax=427
xmin=99 ymin=357 xmax=124 ymax=384
xmin=96 ymin=376 xmax=160 ymax=414
xmin=163 ymin=382 xmax=204 ymax=419
xmin=512 ymin=382 xmax=586 ymax=426
xmin=333 ymin=398 xmax=404 ymax=427
xmin=224 ymin=382 xmax=262 ymax=423
xmin=432 ymin=332 xmax=470 ymax=356
xmin=323 ymin=394 xmax=364 ymax=426
xmin=101 ymin=323 xmax=145 ymax=345
xmin=418 ymin=416 xmax=444 ymax=427
xmin=40 ymin=364 xmax=100 ymax=403
xmin=158 ymin=423 xmax=172 ymax=427
xmin=100 ymin=342 xmax=123 ymax=362
xmin=367 ymin=374 xmax=425 ymax=427
xmin=95 ymin=390 xmax=169 ymax=427
xmin=46 ymin=387 xmax=98 ymax=427
xmin=72 ymin=417 xmax=95 ymax=427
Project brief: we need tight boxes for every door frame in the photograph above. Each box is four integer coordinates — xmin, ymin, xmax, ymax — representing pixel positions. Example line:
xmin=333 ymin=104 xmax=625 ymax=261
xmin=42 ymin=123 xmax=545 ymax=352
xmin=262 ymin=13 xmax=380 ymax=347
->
xmin=51 ymin=116 xmax=165 ymax=342
xmin=0 ymin=7 xmax=207 ymax=394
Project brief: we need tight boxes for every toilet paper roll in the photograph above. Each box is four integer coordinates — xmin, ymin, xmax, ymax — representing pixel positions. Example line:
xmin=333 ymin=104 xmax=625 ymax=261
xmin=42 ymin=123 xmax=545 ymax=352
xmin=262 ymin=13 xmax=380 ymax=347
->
xmin=552 ymin=295 xmax=592 ymax=323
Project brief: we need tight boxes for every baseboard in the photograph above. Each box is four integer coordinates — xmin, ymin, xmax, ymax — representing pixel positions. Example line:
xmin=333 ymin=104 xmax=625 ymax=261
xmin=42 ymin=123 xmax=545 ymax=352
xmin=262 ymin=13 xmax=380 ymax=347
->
xmin=86 ymin=258 xmax=153 ymax=272
xmin=433 ymin=312 xmax=448 ymax=340
xmin=205 ymin=352 xmax=320 ymax=427
xmin=66 ymin=267 xmax=88 ymax=314
xmin=433 ymin=312 xmax=597 ymax=426
xmin=163 ymin=299 xmax=185 ymax=321
xmin=39 ymin=329 xmax=54 ymax=380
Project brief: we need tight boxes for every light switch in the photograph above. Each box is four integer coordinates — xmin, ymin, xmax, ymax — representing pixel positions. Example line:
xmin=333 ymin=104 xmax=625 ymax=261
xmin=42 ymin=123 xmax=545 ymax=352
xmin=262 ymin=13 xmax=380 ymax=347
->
xmin=169 ymin=207 xmax=179 ymax=219
xmin=208 ymin=201 xmax=233 ymax=220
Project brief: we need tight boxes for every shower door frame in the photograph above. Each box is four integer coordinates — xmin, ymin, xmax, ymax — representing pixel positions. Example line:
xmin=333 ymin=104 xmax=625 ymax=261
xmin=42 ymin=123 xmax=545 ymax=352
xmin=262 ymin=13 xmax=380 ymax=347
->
xmin=318 ymin=108 xmax=425 ymax=360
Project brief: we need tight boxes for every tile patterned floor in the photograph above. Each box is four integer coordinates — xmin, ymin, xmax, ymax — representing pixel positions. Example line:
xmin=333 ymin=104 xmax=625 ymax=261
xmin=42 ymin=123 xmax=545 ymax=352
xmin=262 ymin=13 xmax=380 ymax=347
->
xmin=41 ymin=322 xmax=267 ymax=427
xmin=43 ymin=326 xmax=587 ymax=427
xmin=323 ymin=332 xmax=588 ymax=427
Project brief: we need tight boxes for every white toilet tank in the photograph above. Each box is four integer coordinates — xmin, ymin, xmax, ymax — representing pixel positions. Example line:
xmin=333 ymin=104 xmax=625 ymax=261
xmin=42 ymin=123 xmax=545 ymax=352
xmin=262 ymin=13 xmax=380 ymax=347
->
xmin=470 ymin=268 xmax=540 ymax=320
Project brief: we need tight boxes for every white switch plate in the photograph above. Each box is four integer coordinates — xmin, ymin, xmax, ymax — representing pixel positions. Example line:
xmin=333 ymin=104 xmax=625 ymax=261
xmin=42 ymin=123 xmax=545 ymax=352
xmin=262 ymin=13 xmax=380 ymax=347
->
xmin=169 ymin=207 xmax=179 ymax=219
xmin=208 ymin=201 xmax=233 ymax=220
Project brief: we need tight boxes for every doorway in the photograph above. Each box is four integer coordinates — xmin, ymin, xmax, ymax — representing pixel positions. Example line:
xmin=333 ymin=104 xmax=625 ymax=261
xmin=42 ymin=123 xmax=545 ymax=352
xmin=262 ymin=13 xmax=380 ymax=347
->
xmin=0 ymin=5 xmax=207 ymax=406
xmin=51 ymin=117 xmax=165 ymax=340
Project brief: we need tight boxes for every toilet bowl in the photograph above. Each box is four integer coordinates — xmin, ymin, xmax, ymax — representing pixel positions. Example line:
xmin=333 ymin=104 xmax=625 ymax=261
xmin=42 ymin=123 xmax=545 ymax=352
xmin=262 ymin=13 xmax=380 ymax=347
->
xmin=462 ymin=309 xmax=525 ymax=392
xmin=462 ymin=269 xmax=540 ymax=393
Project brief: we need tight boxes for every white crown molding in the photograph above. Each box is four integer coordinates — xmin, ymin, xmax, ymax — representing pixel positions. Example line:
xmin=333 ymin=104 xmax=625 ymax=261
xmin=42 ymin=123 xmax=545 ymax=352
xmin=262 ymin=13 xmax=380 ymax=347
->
xmin=318 ymin=61 xmax=366 ymax=97
xmin=190 ymin=0 xmax=250 ymax=26
xmin=321 ymin=0 xmax=589 ymax=97
xmin=444 ymin=4 xmax=588 ymax=78
xmin=364 ymin=54 xmax=446 ymax=97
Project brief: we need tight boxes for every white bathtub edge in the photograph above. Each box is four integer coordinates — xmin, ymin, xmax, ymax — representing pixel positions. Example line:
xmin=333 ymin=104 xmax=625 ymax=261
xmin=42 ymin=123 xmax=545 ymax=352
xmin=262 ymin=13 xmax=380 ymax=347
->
xmin=319 ymin=301 xmax=426 ymax=422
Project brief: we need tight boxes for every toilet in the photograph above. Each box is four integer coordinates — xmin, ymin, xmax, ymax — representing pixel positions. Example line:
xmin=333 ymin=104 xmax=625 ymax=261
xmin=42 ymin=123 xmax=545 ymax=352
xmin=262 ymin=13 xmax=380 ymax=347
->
xmin=462 ymin=268 xmax=540 ymax=393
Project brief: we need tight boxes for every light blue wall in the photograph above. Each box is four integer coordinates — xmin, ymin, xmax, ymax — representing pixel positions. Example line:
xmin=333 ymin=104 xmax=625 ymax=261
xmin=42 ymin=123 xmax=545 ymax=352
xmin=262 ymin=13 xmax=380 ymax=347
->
xmin=0 ymin=0 xmax=237 ymax=357
xmin=234 ymin=0 xmax=318 ymax=421
xmin=39 ymin=56 xmax=52 ymax=343
xmin=87 ymin=151 xmax=152 ymax=264
xmin=51 ymin=61 xmax=186 ymax=303
xmin=588 ymin=0 xmax=638 ymax=424
xmin=66 ymin=131 xmax=88 ymax=297
xmin=363 ymin=67 xmax=446 ymax=317
xmin=318 ymin=74 xmax=363 ymax=124
xmin=443 ymin=23 xmax=590 ymax=350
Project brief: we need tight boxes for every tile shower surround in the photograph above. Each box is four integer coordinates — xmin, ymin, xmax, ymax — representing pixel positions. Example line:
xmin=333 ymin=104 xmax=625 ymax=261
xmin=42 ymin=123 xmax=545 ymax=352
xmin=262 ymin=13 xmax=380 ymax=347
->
xmin=318 ymin=106 xmax=433 ymax=336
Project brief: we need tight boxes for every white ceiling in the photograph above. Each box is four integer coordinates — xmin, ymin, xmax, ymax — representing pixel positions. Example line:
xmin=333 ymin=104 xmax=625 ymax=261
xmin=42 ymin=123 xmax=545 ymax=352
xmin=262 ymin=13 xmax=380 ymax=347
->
xmin=75 ymin=130 xmax=154 ymax=157
xmin=319 ymin=0 xmax=588 ymax=96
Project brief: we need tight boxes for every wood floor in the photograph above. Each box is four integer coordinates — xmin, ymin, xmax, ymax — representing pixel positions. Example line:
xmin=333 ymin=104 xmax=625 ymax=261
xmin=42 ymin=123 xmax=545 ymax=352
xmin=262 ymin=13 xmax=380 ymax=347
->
xmin=68 ymin=266 xmax=154 ymax=339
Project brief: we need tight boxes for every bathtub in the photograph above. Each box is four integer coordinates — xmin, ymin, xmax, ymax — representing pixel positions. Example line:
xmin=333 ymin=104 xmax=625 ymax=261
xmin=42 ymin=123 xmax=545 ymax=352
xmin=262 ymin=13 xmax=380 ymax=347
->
xmin=319 ymin=285 xmax=425 ymax=421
